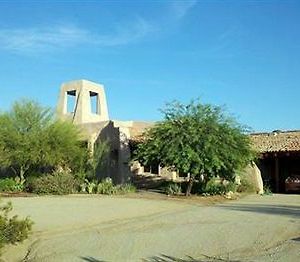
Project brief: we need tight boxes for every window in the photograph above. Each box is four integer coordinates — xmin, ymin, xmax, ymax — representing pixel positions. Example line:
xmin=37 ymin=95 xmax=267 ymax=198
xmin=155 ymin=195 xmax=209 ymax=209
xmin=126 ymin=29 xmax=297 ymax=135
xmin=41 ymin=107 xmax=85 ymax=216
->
xmin=66 ymin=90 xmax=76 ymax=113
xmin=90 ymin=91 xmax=100 ymax=115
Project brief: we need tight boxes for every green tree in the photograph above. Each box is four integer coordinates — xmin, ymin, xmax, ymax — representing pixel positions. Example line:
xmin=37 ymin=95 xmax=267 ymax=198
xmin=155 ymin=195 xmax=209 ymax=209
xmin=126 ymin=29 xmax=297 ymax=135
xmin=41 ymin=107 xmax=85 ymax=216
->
xmin=0 ymin=100 xmax=86 ymax=182
xmin=134 ymin=100 xmax=255 ymax=196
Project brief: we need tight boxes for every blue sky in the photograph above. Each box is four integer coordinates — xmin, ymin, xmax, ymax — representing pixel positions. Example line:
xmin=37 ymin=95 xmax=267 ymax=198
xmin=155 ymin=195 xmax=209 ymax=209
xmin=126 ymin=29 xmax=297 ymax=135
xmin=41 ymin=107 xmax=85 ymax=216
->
xmin=0 ymin=0 xmax=299 ymax=132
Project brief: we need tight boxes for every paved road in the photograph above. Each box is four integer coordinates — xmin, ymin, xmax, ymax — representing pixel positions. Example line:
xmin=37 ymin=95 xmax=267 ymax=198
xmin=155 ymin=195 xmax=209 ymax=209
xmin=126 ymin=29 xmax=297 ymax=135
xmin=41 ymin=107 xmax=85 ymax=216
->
xmin=1 ymin=194 xmax=299 ymax=262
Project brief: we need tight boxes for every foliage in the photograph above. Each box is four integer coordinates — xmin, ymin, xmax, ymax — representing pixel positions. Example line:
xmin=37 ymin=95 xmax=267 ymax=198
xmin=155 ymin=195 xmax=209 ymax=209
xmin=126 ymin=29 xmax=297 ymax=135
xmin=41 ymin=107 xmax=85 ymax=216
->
xmin=236 ymin=177 xmax=256 ymax=193
xmin=96 ymin=178 xmax=117 ymax=195
xmin=0 ymin=178 xmax=23 ymax=193
xmin=0 ymin=99 xmax=87 ymax=182
xmin=115 ymin=183 xmax=136 ymax=194
xmin=83 ymin=179 xmax=96 ymax=194
xmin=23 ymin=174 xmax=42 ymax=193
xmin=0 ymin=200 xmax=33 ymax=251
xmin=135 ymin=100 xmax=255 ymax=195
xmin=94 ymin=178 xmax=136 ymax=195
xmin=263 ymin=184 xmax=273 ymax=196
xmin=74 ymin=171 xmax=89 ymax=182
xmin=44 ymin=120 xmax=89 ymax=173
xmin=201 ymin=179 xmax=237 ymax=196
xmin=28 ymin=171 xmax=80 ymax=195
xmin=163 ymin=182 xmax=182 ymax=196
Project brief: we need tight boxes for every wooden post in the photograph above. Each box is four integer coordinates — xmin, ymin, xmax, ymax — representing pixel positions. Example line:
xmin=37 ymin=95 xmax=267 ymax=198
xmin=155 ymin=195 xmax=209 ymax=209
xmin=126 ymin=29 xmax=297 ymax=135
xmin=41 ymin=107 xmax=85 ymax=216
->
xmin=275 ymin=155 xmax=279 ymax=193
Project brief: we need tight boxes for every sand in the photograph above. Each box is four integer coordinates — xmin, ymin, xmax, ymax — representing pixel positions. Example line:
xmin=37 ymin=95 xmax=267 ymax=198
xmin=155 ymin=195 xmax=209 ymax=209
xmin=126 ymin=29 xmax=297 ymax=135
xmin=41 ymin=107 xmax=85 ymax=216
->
xmin=1 ymin=193 xmax=299 ymax=261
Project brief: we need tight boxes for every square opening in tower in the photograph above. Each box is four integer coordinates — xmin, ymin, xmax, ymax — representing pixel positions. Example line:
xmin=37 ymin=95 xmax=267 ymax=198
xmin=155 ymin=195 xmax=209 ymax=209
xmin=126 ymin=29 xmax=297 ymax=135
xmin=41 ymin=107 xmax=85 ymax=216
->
xmin=90 ymin=91 xmax=100 ymax=115
xmin=66 ymin=90 xmax=76 ymax=113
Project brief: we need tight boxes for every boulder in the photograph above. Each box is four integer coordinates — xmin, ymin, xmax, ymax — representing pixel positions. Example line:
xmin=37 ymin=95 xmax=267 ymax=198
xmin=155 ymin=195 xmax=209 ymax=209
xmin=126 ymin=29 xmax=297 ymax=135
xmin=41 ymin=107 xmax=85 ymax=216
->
xmin=237 ymin=162 xmax=264 ymax=194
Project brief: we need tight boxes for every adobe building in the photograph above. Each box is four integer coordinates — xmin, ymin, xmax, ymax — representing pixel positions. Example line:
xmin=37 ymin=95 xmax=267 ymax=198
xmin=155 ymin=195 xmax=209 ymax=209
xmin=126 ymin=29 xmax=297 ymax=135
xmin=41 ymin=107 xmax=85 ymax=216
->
xmin=56 ymin=80 xmax=299 ymax=194
xmin=251 ymin=130 xmax=300 ymax=193
xmin=57 ymin=79 xmax=153 ymax=183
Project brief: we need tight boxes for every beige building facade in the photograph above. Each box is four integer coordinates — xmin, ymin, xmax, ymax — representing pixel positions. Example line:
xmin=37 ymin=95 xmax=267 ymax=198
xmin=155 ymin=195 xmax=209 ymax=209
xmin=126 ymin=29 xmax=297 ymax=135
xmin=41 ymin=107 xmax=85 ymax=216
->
xmin=56 ymin=79 xmax=265 ymax=193
xmin=56 ymin=79 xmax=152 ymax=183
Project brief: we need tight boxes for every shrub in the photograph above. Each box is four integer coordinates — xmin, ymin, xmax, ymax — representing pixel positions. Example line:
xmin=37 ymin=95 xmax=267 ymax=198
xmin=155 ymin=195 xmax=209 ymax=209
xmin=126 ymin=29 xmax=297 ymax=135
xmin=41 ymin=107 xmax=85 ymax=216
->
xmin=202 ymin=179 xmax=236 ymax=195
xmin=24 ymin=175 xmax=40 ymax=193
xmin=82 ymin=179 xmax=96 ymax=194
xmin=263 ymin=184 xmax=273 ymax=196
xmin=74 ymin=171 xmax=87 ymax=182
xmin=28 ymin=171 xmax=80 ymax=195
xmin=236 ymin=177 xmax=256 ymax=193
xmin=0 ymin=178 xmax=23 ymax=193
xmin=95 ymin=178 xmax=136 ymax=195
xmin=96 ymin=178 xmax=117 ymax=195
xmin=225 ymin=181 xmax=237 ymax=193
xmin=164 ymin=182 xmax=182 ymax=196
xmin=116 ymin=183 xmax=136 ymax=194
xmin=0 ymin=200 xmax=33 ymax=251
xmin=203 ymin=180 xmax=227 ymax=195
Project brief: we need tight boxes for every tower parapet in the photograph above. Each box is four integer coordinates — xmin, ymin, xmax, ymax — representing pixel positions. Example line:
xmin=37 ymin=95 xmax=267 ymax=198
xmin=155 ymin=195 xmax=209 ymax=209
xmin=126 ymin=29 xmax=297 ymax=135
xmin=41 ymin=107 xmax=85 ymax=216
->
xmin=57 ymin=79 xmax=109 ymax=124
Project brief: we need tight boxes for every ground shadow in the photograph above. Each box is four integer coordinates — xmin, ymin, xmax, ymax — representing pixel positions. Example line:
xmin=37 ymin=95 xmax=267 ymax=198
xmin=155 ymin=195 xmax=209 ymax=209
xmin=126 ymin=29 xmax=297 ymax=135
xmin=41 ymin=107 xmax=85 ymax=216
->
xmin=142 ymin=254 xmax=241 ymax=262
xmin=291 ymin=237 xmax=300 ymax=242
xmin=80 ymin=255 xmax=240 ymax=262
xmin=80 ymin=256 xmax=106 ymax=262
xmin=220 ymin=204 xmax=300 ymax=218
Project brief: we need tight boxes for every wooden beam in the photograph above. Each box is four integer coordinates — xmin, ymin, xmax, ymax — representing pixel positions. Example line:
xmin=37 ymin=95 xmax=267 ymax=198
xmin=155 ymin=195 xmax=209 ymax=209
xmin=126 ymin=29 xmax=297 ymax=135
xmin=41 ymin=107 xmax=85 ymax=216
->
xmin=275 ymin=156 xmax=280 ymax=193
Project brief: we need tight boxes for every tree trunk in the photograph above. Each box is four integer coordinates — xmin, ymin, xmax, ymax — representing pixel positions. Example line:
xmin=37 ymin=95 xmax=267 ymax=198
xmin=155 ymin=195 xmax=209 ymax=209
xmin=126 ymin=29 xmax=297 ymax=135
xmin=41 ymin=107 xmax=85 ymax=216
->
xmin=186 ymin=174 xmax=195 ymax=196
xmin=19 ymin=166 xmax=26 ymax=184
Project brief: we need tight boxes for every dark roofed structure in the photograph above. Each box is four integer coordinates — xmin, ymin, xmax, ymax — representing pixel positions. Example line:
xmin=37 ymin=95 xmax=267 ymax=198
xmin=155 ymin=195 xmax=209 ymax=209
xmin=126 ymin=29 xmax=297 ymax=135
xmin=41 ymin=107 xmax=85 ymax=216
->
xmin=250 ymin=130 xmax=300 ymax=153
xmin=251 ymin=130 xmax=300 ymax=193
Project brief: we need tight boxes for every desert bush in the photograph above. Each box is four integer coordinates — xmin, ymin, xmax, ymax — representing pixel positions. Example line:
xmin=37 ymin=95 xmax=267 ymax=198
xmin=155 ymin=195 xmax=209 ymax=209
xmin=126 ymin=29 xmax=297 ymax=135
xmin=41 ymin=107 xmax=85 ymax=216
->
xmin=263 ymin=184 xmax=273 ymax=195
xmin=236 ymin=177 xmax=256 ymax=193
xmin=0 ymin=178 xmax=23 ymax=193
xmin=95 ymin=178 xmax=136 ymax=195
xmin=116 ymin=183 xmax=136 ymax=194
xmin=163 ymin=182 xmax=182 ymax=196
xmin=203 ymin=180 xmax=227 ymax=195
xmin=202 ymin=179 xmax=236 ymax=195
xmin=74 ymin=171 xmax=87 ymax=182
xmin=96 ymin=178 xmax=117 ymax=195
xmin=0 ymin=200 xmax=33 ymax=251
xmin=224 ymin=181 xmax=237 ymax=192
xmin=82 ymin=179 xmax=96 ymax=194
xmin=23 ymin=174 xmax=41 ymax=193
xmin=28 ymin=171 xmax=80 ymax=195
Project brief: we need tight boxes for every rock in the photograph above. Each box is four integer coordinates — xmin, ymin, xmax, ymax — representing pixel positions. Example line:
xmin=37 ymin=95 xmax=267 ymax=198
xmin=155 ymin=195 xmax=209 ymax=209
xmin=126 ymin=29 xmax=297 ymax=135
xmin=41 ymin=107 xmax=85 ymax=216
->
xmin=239 ymin=162 xmax=264 ymax=194
xmin=225 ymin=191 xmax=234 ymax=199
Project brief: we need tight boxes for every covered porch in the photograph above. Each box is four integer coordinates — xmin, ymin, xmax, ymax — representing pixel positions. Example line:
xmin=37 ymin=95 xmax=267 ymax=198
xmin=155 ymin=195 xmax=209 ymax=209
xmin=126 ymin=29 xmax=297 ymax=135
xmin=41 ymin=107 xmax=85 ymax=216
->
xmin=251 ymin=130 xmax=300 ymax=194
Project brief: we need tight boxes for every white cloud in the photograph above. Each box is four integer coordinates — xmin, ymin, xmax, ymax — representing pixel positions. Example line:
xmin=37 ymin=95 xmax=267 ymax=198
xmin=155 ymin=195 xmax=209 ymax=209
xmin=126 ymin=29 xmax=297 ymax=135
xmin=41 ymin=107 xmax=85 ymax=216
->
xmin=0 ymin=1 xmax=197 ymax=56
xmin=0 ymin=17 xmax=154 ymax=54
xmin=93 ymin=17 xmax=153 ymax=46
xmin=170 ymin=0 xmax=198 ymax=19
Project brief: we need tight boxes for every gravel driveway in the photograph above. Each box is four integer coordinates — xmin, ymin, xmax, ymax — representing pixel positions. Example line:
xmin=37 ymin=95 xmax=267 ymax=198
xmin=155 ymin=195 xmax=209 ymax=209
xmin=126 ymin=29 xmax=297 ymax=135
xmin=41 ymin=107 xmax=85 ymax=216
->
xmin=1 ymin=194 xmax=299 ymax=262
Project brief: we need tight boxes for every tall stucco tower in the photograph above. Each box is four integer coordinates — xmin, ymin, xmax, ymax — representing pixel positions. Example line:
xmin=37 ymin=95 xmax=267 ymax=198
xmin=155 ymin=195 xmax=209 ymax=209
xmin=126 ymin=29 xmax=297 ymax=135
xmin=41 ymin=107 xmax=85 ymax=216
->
xmin=56 ymin=79 xmax=152 ymax=184
xmin=57 ymin=79 xmax=109 ymax=124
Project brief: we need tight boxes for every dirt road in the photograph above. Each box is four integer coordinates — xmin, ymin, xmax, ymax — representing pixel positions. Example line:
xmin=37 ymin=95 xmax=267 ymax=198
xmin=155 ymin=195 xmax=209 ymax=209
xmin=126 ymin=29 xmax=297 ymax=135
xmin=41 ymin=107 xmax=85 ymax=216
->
xmin=1 ymin=194 xmax=299 ymax=261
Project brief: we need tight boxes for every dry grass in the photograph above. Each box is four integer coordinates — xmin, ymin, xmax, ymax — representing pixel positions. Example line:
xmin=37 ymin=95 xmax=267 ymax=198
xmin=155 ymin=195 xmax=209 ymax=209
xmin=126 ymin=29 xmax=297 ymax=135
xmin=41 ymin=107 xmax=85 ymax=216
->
xmin=120 ymin=190 xmax=240 ymax=206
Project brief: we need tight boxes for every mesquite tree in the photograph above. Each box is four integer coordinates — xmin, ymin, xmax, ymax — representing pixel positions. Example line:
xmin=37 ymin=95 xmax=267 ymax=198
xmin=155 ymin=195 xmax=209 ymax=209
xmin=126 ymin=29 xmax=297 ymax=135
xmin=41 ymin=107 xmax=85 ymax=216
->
xmin=134 ymin=100 xmax=254 ymax=196
xmin=0 ymin=100 xmax=87 ymax=182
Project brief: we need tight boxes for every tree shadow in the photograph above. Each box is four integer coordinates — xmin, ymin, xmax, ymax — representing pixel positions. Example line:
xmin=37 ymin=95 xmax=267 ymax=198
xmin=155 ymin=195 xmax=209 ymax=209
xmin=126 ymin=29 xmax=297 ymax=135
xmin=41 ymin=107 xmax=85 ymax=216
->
xmin=142 ymin=254 xmax=240 ymax=262
xmin=220 ymin=204 xmax=300 ymax=218
xmin=80 ymin=256 xmax=106 ymax=262
xmin=291 ymin=236 xmax=300 ymax=242
xmin=80 ymin=254 xmax=240 ymax=262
